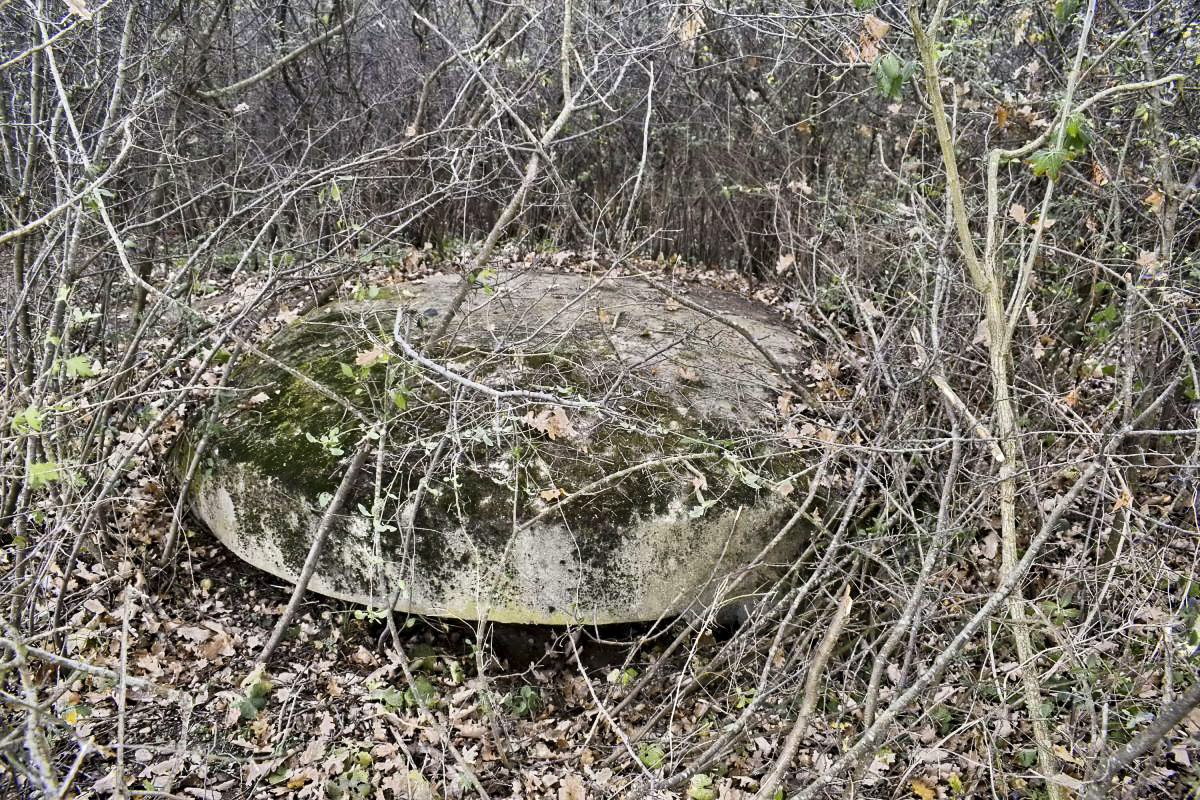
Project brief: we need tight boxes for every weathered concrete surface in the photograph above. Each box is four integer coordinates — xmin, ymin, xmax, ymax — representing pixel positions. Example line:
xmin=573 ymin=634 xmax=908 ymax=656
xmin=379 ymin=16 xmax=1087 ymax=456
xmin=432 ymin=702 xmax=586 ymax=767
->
xmin=183 ymin=270 xmax=810 ymax=624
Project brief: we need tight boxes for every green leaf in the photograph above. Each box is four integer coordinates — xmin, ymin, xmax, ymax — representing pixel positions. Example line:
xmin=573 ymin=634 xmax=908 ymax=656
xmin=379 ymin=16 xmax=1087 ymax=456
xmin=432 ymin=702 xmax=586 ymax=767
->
xmin=1030 ymin=148 xmax=1069 ymax=180
xmin=687 ymin=774 xmax=716 ymax=800
xmin=64 ymin=355 xmax=96 ymax=379
xmin=637 ymin=743 xmax=666 ymax=770
xmin=872 ymin=54 xmax=915 ymax=100
xmin=409 ymin=676 xmax=436 ymax=706
xmin=29 ymin=461 xmax=62 ymax=488
xmin=1063 ymin=113 xmax=1090 ymax=156
xmin=1054 ymin=0 xmax=1080 ymax=23
xmin=236 ymin=698 xmax=260 ymax=720
xmin=11 ymin=406 xmax=44 ymax=433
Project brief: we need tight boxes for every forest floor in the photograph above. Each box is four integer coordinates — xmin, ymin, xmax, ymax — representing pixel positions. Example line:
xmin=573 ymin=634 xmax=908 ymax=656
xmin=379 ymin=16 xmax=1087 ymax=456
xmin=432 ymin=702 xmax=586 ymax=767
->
xmin=16 ymin=248 xmax=1200 ymax=799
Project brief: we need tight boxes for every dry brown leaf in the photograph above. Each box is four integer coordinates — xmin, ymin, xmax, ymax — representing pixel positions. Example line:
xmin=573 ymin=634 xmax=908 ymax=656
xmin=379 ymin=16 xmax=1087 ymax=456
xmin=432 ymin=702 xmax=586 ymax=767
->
xmin=354 ymin=345 xmax=387 ymax=367
xmin=522 ymin=406 xmax=576 ymax=441
xmin=1009 ymin=203 xmax=1027 ymax=225
xmin=559 ymin=774 xmax=587 ymax=800
xmin=1145 ymin=189 xmax=1164 ymax=213
xmin=1092 ymin=160 xmax=1109 ymax=186
xmin=1111 ymin=489 xmax=1132 ymax=512
xmin=199 ymin=632 xmax=234 ymax=660
xmin=858 ymin=34 xmax=879 ymax=62
xmin=776 ymin=252 xmax=796 ymax=274
xmin=864 ymin=14 xmax=891 ymax=41
xmin=176 ymin=625 xmax=209 ymax=643
xmin=540 ymin=487 xmax=566 ymax=502
xmin=859 ymin=298 xmax=884 ymax=319
xmin=777 ymin=392 xmax=794 ymax=417
xmin=1064 ymin=387 xmax=1080 ymax=408
xmin=248 ymin=392 xmax=270 ymax=405
xmin=910 ymin=779 xmax=936 ymax=800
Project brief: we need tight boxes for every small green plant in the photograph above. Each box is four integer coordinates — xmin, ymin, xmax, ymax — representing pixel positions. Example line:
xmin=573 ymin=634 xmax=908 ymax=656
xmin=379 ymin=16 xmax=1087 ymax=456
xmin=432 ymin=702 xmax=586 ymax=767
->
xmin=1031 ymin=114 xmax=1090 ymax=179
xmin=305 ymin=426 xmax=345 ymax=456
xmin=607 ymin=667 xmax=638 ymax=687
xmin=323 ymin=747 xmax=374 ymax=799
xmin=502 ymin=684 xmax=541 ymax=718
xmin=687 ymin=774 xmax=715 ymax=800
xmin=11 ymin=405 xmax=44 ymax=433
xmin=367 ymin=674 xmax=436 ymax=711
xmin=872 ymin=53 xmax=916 ymax=100
xmin=235 ymin=668 xmax=273 ymax=720
xmin=1054 ymin=0 xmax=1081 ymax=23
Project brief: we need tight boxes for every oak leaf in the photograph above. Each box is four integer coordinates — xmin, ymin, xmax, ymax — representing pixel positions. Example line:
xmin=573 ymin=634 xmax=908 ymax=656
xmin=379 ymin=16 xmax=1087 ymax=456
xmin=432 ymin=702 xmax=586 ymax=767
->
xmin=522 ymin=406 xmax=576 ymax=440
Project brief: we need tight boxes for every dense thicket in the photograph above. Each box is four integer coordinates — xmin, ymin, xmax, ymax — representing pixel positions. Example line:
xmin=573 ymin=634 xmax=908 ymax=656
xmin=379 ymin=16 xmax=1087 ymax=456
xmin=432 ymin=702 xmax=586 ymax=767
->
xmin=2 ymin=1 xmax=1199 ymax=797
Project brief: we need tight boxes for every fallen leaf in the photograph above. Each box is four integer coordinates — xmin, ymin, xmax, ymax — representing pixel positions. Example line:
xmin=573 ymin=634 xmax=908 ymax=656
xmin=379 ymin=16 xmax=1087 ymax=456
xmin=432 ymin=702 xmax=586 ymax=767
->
xmin=248 ymin=392 xmax=270 ymax=405
xmin=1064 ymin=387 xmax=1080 ymax=408
xmin=776 ymin=252 xmax=796 ymax=274
xmin=1091 ymin=160 xmax=1109 ymax=186
xmin=777 ymin=392 xmax=795 ymax=417
xmin=911 ymin=779 xmax=936 ymax=800
xmin=540 ymin=487 xmax=566 ymax=501
xmin=1145 ymin=189 xmax=1164 ymax=213
xmin=175 ymin=625 xmax=210 ymax=643
xmin=199 ymin=632 xmax=234 ymax=660
xmin=559 ymin=774 xmax=586 ymax=800
xmin=1009 ymin=203 xmax=1027 ymax=224
xmin=1111 ymin=489 xmax=1132 ymax=512
xmin=522 ymin=406 xmax=576 ymax=441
